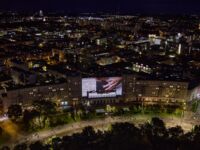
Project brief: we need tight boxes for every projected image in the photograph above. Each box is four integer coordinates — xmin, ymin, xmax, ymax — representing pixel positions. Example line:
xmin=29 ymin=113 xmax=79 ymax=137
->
xmin=189 ymin=85 xmax=200 ymax=101
xmin=82 ymin=77 xmax=122 ymax=98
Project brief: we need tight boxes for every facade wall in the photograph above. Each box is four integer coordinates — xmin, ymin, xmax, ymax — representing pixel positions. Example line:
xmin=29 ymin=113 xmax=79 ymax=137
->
xmin=0 ymin=75 xmax=189 ymax=112
xmin=81 ymin=75 xmax=189 ymax=106
xmin=0 ymin=83 xmax=68 ymax=111
xmin=122 ymin=77 xmax=188 ymax=105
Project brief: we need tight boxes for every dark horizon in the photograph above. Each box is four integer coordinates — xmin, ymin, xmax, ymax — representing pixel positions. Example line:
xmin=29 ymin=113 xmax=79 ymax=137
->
xmin=0 ymin=0 xmax=200 ymax=14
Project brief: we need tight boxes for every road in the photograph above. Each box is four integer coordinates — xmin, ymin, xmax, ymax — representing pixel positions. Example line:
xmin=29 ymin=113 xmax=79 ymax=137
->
xmin=1 ymin=112 xmax=199 ymax=148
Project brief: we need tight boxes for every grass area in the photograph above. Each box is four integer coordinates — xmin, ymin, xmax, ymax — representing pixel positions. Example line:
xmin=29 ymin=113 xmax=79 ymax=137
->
xmin=191 ymin=100 xmax=199 ymax=112
xmin=111 ymin=106 xmax=183 ymax=119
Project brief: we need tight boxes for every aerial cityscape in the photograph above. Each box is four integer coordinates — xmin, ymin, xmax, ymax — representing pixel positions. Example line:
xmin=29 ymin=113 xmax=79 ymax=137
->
xmin=0 ymin=0 xmax=200 ymax=150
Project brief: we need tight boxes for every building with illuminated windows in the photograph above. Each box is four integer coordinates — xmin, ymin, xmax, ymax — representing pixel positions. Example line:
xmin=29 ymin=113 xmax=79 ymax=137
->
xmin=0 ymin=74 xmax=189 ymax=112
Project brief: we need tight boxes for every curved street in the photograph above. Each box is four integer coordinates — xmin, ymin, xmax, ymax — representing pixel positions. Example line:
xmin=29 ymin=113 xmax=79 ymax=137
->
xmin=2 ymin=112 xmax=199 ymax=148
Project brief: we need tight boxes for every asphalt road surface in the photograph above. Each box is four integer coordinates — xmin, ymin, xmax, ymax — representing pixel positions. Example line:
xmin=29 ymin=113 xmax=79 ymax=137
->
xmin=1 ymin=112 xmax=199 ymax=148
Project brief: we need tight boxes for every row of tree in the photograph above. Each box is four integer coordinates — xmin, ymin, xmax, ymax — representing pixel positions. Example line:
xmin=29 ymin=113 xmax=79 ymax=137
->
xmin=7 ymin=100 xmax=94 ymax=131
xmin=7 ymin=100 xmax=183 ymax=132
xmin=2 ymin=117 xmax=200 ymax=150
xmin=7 ymin=100 xmax=61 ymax=130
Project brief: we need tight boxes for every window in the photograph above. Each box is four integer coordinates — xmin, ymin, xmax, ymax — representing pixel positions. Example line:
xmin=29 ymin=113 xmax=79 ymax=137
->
xmin=60 ymin=88 xmax=64 ymax=91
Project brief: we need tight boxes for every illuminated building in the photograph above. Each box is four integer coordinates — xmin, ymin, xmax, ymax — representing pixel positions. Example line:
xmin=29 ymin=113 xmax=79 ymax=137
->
xmin=0 ymin=75 xmax=189 ymax=112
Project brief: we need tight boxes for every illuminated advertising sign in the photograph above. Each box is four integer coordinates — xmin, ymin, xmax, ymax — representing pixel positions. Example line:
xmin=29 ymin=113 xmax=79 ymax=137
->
xmin=82 ymin=77 xmax=122 ymax=98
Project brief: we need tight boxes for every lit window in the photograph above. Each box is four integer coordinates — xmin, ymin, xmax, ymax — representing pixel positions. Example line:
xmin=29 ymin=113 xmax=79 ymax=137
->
xmin=29 ymin=92 xmax=33 ymax=95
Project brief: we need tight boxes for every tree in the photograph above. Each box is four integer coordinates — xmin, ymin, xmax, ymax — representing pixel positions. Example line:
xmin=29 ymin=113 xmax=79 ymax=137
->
xmin=13 ymin=143 xmax=27 ymax=150
xmin=151 ymin=117 xmax=165 ymax=129
xmin=33 ymin=100 xmax=56 ymax=115
xmin=32 ymin=100 xmax=57 ymax=128
xmin=192 ymin=125 xmax=200 ymax=150
xmin=151 ymin=117 xmax=167 ymax=136
xmin=0 ymin=126 xmax=3 ymax=136
xmin=0 ymin=146 xmax=10 ymax=150
xmin=29 ymin=141 xmax=46 ymax=150
xmin=168 ymin=126 xmax=184 ymax=139
xmin=7 ymin=104 xmax=22 ymax=120
xmin=22 ymin=109 xmax=40 ymax=130
xmin=82 ymin=126 xmax=96 ymax=139
xmin=52 ymin=137 xmax=62 ymax=150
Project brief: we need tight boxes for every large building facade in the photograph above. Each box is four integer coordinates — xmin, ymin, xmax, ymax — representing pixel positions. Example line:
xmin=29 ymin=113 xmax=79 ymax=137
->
xmin=0 ymin=75 xmax=189 ymax=112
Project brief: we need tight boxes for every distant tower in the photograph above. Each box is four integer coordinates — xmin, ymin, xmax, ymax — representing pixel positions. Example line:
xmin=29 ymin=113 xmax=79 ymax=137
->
xmin=39 ymin=10 xmax=44 ymax=17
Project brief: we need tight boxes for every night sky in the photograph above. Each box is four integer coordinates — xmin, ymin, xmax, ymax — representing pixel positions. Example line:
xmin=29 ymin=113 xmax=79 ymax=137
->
xmin=0 ymin=0 xmax=200 ymax=14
